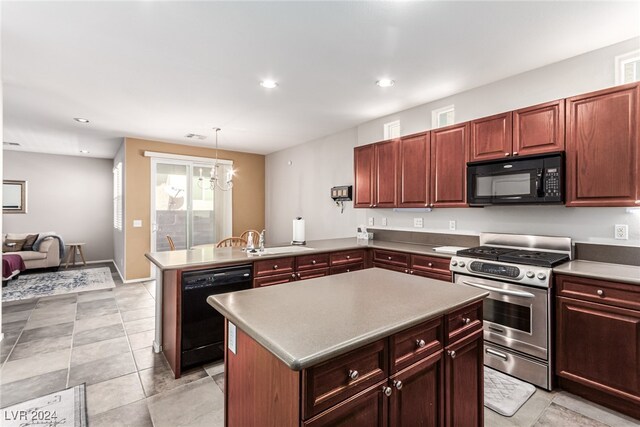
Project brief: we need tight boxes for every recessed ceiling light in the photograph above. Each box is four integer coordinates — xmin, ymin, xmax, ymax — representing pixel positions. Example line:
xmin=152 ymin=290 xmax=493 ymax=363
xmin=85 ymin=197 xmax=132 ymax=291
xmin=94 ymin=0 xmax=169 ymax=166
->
xmin=74 ymin=118 xmax=90 ymax=123
xmin=260 ymin=80 xmax=278 ymax=89
xmin=80 ymin=149 xmax=90 ymax=154
xmin=376 ymin=79 xmax=395 ymax=88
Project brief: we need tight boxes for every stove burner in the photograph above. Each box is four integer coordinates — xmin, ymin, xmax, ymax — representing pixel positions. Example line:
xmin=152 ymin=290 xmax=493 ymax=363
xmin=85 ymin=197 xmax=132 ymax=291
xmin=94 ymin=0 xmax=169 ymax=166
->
xmin=456 ymin=246 xmax=514 ymax=261
xmin=457 ymin=246 xmax=570 ymax=267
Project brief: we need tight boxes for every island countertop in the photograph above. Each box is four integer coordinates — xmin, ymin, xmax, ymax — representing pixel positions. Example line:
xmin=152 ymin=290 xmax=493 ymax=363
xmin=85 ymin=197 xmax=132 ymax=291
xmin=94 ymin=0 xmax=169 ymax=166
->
xmin=207 ymin=268 xmax=487 ymax=371
xmin=145 ymin=237 xmax=459 ymax=271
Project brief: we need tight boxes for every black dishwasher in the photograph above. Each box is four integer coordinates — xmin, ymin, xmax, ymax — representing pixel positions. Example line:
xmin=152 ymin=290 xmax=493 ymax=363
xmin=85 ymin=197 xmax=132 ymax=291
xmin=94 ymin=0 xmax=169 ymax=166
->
xmin=181 ymin=264 xmax=252 ymax=370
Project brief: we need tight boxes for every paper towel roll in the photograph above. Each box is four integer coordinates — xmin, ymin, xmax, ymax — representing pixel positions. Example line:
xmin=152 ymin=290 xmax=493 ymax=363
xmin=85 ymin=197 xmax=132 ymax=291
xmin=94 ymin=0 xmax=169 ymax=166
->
xmin=292 ymin=217 xmax=306 ymax=244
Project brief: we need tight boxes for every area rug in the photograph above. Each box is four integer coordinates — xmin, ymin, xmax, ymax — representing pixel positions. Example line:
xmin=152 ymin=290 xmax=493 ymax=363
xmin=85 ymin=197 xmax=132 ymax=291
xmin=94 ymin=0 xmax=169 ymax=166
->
xmin=2 ymin=267 xmax=115 ymax=302
xmin=0 ymin=384 xmax=87 ymax=427
xmin=484 ymin=366 xmax=536 ymax=416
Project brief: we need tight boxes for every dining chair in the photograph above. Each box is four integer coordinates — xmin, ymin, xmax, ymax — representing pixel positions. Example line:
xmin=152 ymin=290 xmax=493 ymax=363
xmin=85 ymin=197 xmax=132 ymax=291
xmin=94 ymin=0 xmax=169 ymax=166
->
xmin=216 ymin=237 xmax=248 ymax=248
xmin=240 ymin=229 xmax=261 ymax=247
xmin=166 ymin=235 xmax=176 ymax=251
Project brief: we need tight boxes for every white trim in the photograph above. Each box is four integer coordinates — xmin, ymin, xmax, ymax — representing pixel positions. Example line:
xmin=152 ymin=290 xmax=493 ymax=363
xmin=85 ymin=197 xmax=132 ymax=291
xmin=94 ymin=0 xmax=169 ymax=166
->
xmin=383 ymin=120 xmax=401 ymax=140
xmin=84 ymin=259 xmax=116 ymax=265
xmin=431 ymin=105 xmax=455 ymax=129
xmin=122 ymin=276 xmax=153 ymax=284
xmin=144 ymin=151 xmax=233 ymax=165
xmin=111 ymin=258 xmax=125 ymax=283
xmin=615 ymin=50 xmax=640 ymax=85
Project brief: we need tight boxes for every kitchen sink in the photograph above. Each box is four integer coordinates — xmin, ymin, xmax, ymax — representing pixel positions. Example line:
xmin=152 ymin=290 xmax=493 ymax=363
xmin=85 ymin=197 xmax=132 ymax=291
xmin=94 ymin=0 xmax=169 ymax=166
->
xmin=250 ymin=246 xmax=315 ymax=255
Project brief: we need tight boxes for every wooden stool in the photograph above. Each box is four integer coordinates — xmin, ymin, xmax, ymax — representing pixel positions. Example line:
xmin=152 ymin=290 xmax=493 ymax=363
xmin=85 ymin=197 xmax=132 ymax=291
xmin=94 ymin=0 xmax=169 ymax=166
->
xmin=65 ymin=243 xmax=87 ymax=268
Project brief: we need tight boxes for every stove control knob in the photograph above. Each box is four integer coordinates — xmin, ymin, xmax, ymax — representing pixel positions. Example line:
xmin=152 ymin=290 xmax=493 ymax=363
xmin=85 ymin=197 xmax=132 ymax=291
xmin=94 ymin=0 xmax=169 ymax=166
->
xmin=451 ymin=260 xmax=458 ymax=267
xmin=526 ymin=271 xmax=535 ymax=278
xmin=458 ymin=261 xmax=466 ymax=268
xmin=537 ymin=272 xmax=547 ymax=280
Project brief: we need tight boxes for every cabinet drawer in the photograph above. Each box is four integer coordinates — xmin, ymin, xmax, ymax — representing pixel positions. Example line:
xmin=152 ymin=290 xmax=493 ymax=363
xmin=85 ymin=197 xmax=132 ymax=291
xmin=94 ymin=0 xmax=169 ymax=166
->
xmin=254 ymin=257 xmax=295 ymax=277
xmin=253 ymin=272 xmax=295 ymax=288
xmin=373 ymin=249 xmax=410 ymax=268
xmin=411 ymin=255 xmax=451 ymax=277
xmin=557 ymin=274 xmax=640 ymax=311
xmin=297 ymin=268 xmax=330 ymax=281
xmin=297 ymin=253 xmax=330 ymax=271
xmin=302 ymin=339 xmax=388 ymax=419
xmin=412 ymin=270 xmax=452 ymax=282
xmin=390 ymin=317 xmax=443 ymax=373
xmin=445 ymin=301 xmax=483 ymax=345
xmin=330 ymin=263 xmax=364 ymax=275
xmin=373 ymin=263 xmax=408 ymax=274
xmin=330 ymin=250 xmax=366 ymax=266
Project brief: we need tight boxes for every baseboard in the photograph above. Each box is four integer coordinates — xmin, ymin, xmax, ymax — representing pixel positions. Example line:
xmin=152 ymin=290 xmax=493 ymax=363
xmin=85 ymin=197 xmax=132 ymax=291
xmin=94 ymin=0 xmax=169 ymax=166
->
xmin=85 ymin=259 xmax=115 ymax=265
xmin=110 ymin=260 xmax=126 ymax=283
xmin=122 ymin=276 xmax=153 ymax=284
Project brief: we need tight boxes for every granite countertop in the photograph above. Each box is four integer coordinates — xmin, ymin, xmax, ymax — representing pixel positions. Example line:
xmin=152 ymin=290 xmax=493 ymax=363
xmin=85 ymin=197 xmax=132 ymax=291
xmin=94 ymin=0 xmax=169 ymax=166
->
xmin=207 ymin=268 xmax=487 ymax=370
xmin=553 ymin=260 xmax=640 ymax=285
xmin=145 ymin=237 xmax=460 ymax=271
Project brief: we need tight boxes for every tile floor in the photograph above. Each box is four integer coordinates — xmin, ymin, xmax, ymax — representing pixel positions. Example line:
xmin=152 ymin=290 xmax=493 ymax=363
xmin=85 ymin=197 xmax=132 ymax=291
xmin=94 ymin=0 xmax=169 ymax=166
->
xmin=1 ymin=262 xmax=638 ymax=426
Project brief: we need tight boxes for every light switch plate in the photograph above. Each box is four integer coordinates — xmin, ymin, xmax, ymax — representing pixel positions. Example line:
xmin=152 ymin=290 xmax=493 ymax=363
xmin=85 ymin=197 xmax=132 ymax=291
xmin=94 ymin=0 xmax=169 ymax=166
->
xmin=414 ymin=218 xmax=423 ymax=228
xmin=133 ymin=220 xmax=143 ymax=228
xmin=381 ymin=217 xmax=388 ymax=226
xmin=368 ymin=217 xmax=374 ymax=226
xmin=449 ymin=220 xmax=456 ymax=231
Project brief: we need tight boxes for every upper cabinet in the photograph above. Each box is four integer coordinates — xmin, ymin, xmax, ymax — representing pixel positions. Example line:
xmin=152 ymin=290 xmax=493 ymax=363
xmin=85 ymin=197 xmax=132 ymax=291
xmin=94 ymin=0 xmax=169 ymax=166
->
xmin=398 ymin=133 xmax=430 ymax=208
xmin=469 ymin=112 xmax=512 ymax=162
xmin=513 ymin=100 xmax=565 ymax=157
xmin=431 ymin=123 xmax=469 ymax=207
xmin=354 ymin=140 xmax=398 ymax=208
xmin=566 ymin=83 xmax=639 ymax=207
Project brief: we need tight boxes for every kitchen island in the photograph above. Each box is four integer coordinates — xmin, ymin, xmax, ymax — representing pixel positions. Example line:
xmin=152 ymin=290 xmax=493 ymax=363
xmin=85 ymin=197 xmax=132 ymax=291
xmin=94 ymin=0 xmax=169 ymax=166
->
xmin=208 ymin=268 xmax=488 ymax=426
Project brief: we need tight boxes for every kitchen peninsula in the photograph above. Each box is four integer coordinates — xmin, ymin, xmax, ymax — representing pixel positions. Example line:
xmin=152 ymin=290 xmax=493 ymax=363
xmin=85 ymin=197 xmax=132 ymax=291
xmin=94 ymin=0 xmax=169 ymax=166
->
xmin=208 ymin=268 xmax=488 ymax=426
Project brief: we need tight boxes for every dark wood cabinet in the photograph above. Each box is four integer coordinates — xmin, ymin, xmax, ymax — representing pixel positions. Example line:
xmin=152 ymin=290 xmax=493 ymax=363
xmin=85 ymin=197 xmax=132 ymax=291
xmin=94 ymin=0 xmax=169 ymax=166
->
xmin=513 ymin=99 xmax=565 ymax=156
xmin=389 ymin=351 xmax=444 ymax=427
xmin=566 ymin=83 xmax=640 ymax=207
xmin=398 ymin=133 xmax=430 ymax=208
xmin=354 ymin=144 xmax=375 ymax=208
xmin=411 ymin=254 xmax=452 ymax=282
xmin=375 ymin=140 xmax=399 ymax=207
xmin=556 ymin=274 xmax=640 ymax=419
xmin=469 ymin=112 xmax=513 ymax=162
xmin=431 ymin=123 xmax=469 ymax=207
xmin=444 ymin=329 xmax=484 ymax=427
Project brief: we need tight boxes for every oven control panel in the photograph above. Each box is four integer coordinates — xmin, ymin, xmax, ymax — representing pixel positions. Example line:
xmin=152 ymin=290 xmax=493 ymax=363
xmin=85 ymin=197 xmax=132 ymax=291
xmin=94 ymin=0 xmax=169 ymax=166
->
xmin=449 ymin=257 xmax=552 ymax=288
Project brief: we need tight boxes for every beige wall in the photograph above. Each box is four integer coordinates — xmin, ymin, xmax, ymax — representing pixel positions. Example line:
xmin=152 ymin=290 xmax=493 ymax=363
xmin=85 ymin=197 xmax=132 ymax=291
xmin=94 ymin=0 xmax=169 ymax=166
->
xmin=124 ymin=137 xmax=265 ymax=280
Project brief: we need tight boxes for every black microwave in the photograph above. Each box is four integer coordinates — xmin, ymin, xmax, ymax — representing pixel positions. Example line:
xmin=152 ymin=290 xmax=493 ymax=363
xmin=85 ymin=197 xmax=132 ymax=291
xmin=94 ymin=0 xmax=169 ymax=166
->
xmin=467 ymin=153 xmax=564 ymax=206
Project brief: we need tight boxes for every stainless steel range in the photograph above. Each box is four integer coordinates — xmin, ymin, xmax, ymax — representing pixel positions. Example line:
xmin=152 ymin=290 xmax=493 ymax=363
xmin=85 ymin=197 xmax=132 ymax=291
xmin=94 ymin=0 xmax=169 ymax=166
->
xmin=449 ymin=233 xmax=571 ymax=390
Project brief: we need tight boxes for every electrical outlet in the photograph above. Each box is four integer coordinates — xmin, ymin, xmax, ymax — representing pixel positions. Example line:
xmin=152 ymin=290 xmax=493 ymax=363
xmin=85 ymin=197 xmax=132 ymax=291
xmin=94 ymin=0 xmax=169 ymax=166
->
xmin=133 ymin=220 xmax=143 ymax=228
xmin=414 ymin=218 xmax=423 ymax=228
xmin=614 ymin=224 xmax=629 ymax=240
xmin=368 ymin=217 xmax=374 ymax=227
xmin=381 ymin=217 xmax=388 ymax=226
xmin=449 ymin=220 xmax=456 ymax=231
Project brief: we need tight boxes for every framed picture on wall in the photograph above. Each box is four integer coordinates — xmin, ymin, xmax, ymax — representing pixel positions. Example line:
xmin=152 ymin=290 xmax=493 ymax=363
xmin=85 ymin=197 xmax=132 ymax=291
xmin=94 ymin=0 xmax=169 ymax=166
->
xmin=3 ymin=180 xmax=28 ymax=214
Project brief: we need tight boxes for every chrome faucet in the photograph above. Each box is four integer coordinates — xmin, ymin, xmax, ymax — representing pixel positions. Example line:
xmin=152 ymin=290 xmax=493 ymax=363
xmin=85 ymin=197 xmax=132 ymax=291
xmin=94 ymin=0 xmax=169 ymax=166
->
xmin=259 ymin=229 xmax=266 ymax=252
xmin=245 ymin=231 xmax=255 ymax=251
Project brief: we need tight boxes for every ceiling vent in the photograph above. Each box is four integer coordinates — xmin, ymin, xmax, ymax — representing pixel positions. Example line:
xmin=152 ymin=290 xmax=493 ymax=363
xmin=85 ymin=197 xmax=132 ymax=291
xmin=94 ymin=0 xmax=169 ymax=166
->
xmin=3 ymin=141 xmax=21 ymax=146
xmin=185 ymin=133 xmax=207 ymax=140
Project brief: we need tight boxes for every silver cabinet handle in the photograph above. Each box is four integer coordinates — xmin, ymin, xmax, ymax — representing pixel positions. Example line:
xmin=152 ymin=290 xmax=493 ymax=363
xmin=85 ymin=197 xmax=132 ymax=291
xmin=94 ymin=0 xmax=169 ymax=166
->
xmin=292 ymin=273 xmax=297 ymax=279
xmin=597 ymin=289 xmax=604 ymax=296
xmin=393 ymin=380 xmax=403 ymax=390
xmin=404 ymin=269 xmax=409 ymax=273
xmin=346 ymin=255 xmax=350 ymax=260
xmin=428 ymin=262 xmax=433 ymax=267
xmin=296 ymin=273 xmax=301 ymax=278
xmin=447 ymin=350 xmax=456 ymax=359
xmin=382 ymin=386 xmax=392 ymax=397
xmin=513 ymin=151 xmax=519 ymax=156
xmin=273 ymin=265 xmax=278 ymax=269
xmin=311 ymin=260 xmax=316 ymax=264
xmin=504 ymin=152 xmax=510 ymax=156
xmin=409 ymin=270 xmax=414 ymax=275
xmin=346 ymin=269 xmax=350 ymax=272
xmin=416 ymin=339 xmax=426 ymax=348
xmin=388 ymin=256 xmax=392 ymax=260
xmin=462 ymin=317 xmax=471 ymax=325
xmin=348 ymin=370 xmax=359 ymax=380
xmin=486 ymin=348 xmax=508 ymax=361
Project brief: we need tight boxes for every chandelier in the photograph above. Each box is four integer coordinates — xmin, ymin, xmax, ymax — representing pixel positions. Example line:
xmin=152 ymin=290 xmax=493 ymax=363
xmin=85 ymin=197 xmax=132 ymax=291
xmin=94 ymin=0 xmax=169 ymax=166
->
xmin=197 ymin=127 xmax=234 ymax=191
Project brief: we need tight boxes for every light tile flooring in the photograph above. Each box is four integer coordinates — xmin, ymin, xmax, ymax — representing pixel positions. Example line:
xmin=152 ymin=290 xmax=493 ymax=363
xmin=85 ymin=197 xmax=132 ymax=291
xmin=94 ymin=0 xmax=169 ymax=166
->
xmin=0 ymin=262 xmax=638 ymax=426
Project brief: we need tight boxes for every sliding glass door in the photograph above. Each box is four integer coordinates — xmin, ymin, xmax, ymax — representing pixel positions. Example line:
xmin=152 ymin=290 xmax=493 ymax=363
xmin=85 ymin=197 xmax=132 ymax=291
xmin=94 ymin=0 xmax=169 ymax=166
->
xmin=151 ymin=159 xmax=232 ymax=252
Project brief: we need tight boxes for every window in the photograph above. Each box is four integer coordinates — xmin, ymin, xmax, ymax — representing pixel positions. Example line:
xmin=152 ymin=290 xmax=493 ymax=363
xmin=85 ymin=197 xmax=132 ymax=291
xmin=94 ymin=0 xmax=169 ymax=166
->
xmin=383 ymin=120 xmax=401 ymax=139
xmin=432 ymin=105 xmax=455 ymax=129
xmin=615 ymin=50 xmax=640 ymax=85
xmin=113 ymin=162 xmax=123 ymax=231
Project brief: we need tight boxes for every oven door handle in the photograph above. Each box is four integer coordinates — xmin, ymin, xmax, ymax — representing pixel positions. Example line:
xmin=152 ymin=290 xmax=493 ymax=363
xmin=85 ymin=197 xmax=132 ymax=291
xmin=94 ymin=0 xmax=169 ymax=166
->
xmin=461 ymin=280 xmax=535 ymax=298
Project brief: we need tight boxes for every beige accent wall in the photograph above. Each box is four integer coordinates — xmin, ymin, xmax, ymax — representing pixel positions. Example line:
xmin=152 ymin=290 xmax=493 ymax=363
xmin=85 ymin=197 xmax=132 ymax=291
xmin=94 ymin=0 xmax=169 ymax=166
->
xmin=124 ymin=137 xmax=265 ymax=280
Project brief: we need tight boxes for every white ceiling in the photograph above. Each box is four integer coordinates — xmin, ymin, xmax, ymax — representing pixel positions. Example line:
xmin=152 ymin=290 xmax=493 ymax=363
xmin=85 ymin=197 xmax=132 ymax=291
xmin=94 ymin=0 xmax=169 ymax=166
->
xmin=3 ymin=1 xmax=639 ymax=159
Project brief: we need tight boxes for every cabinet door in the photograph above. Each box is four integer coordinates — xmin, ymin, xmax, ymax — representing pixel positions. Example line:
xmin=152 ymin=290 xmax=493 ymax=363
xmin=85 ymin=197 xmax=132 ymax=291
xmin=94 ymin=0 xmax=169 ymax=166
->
xmin=389 ymin=351 xmax=444 ymax=427
xmin=303 ymin=382 xmax=388 ymax=427
xmin=354 ymin=144 xmax=375 ymax=208
xmin=253 ymin=273 xmax=296 ymax=288
xmin=513 ymin=99 xmax=565 ymax=156
xmin=445 ymin=330 xmax=483 ymax=427
xmin=296 ymin=268 xmax=330 ymax=281
xmin=566 ymin=83 xmax=639 ymax=206
xmin=469 ymin=112 xmax=513 ymax=162
xmin=556 ymin=296 xmax=640 ymax=403
xmin=398 ymin=133 xmax=430 ymax=208
xmin=431 ymin=123 xmax=468 ymax=207
xmin=375 ymin=140 xmax=399 ymax=207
